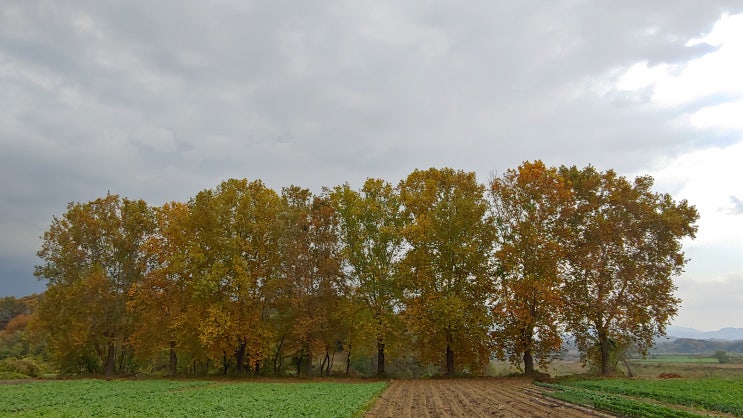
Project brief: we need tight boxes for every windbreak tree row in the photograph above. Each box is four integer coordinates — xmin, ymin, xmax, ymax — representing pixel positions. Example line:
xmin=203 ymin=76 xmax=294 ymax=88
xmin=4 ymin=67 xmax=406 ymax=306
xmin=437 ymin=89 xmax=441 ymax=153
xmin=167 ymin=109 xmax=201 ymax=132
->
xmin=33 ymin=162 xmax=698 ymax=378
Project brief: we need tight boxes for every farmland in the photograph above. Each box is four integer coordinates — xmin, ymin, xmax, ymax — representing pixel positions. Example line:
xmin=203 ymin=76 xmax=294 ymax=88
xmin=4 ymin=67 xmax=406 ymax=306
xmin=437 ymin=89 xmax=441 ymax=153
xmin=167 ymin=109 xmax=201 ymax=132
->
xmin=364 ymin=378 xmax=603 ymax=417
xmin=0 ymin=379 xmax=386 ymax=417
xmin=4 ymin=374 xmax=743 ymax=417
xmin=540 ymin=377 xmax=743 ymax=417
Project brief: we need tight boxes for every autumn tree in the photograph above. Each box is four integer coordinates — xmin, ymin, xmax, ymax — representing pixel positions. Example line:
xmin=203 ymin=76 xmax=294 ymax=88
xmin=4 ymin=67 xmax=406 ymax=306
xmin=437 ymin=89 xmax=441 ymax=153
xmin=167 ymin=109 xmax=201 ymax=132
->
xmin=398 ymin=168 xmax=495 ymax=377
xmin=489 ymin=161 xmax=573 ymax=375
xmin=560 ymin=166 xmax=698 ymax=375
xmin=276 ymin=187 xmax=345 ymax=377
xmin=127 ymin=201 xmax=194 ymax=376
xmin=330 ymin=179 xmax=406 ymax=376
xmin=34 ymin=194 xmax=155 ymax=377
xmin=0 ymin=295 xmax=43 ymax=362
xmin=186 ymin=179 xmax=284 ymax=375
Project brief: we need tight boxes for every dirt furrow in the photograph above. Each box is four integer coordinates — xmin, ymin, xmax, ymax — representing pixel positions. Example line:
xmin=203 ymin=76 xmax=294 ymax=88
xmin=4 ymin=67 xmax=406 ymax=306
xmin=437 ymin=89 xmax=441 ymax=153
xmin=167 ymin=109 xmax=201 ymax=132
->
xmin=364 ymin=379 xmax=610 ymax=418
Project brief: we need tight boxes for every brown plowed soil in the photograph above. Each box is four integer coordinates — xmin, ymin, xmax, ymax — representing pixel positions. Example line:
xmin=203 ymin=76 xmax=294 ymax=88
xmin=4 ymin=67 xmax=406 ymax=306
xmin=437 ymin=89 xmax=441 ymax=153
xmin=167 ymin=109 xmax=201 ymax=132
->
xmin=364 ymin=378 xmax=612 ymax=418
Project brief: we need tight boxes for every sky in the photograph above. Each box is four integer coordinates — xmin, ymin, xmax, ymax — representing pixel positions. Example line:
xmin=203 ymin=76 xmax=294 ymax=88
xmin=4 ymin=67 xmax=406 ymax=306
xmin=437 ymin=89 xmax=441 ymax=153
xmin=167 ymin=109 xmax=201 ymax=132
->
xmin=2 ymin=1 xmax=742 ymax=332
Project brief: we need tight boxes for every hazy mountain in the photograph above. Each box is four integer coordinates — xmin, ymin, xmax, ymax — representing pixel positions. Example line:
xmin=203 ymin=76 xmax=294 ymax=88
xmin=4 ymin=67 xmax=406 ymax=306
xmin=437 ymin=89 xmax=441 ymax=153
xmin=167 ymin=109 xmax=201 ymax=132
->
xmin=667 ymin=326 xmax=743 ymax=341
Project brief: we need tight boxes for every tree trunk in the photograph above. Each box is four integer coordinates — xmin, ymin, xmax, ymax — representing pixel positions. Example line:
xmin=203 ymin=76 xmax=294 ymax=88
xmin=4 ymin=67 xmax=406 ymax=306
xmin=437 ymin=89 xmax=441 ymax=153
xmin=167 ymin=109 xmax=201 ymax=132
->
xmin=235 ymin=342 xmax=247 ymax=375
xmin=169 ymin=340 xmax=178 ymax=376
xmin=346 ymin=342 xmax=352 ymax=376
xmin=320 ymin=351 xmax=329 ymax=375
xmin=104 ymin=339 xmax=116 ymax=378
xmin=598 ymin=329 xmax=611 ymax=376
xmin=523 ymin=349 xmax=535 ymax=375
xmin=304 ymin=347 xmax=312 ymax=377
xmin=222 ymin=352 xmax=230 ymax=375
xmin=274 ymin=336 xmax=285 ymax=376
xmin=377 ymin=339 xmax=386 ymax=376
xmin=296 ymin=351 xmax=303 ymax=377
xmin=445 ymin=343 xmax=455 ymax=377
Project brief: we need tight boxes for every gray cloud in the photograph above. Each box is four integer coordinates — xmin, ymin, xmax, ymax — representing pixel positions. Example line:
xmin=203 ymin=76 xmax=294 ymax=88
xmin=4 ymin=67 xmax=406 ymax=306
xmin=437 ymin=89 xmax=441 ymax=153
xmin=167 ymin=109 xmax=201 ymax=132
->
xmin=2 ymin=1 xmax=742 ymax=303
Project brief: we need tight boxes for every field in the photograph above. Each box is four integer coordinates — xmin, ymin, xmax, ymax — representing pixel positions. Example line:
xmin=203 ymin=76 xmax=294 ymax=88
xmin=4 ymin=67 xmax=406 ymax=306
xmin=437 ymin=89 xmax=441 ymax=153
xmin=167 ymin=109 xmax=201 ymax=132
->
xmin=4 ymin=365 xmax=743 ymax=417
xmin=632 ymin=356 xmax=719 ymax=364
xmin=0 ymin=379 xmax=386 ymax=417
xmin=539 ymin=378 xmax=743 ymax=417
xmin=364 ymin=378 xmax=604 ymax=417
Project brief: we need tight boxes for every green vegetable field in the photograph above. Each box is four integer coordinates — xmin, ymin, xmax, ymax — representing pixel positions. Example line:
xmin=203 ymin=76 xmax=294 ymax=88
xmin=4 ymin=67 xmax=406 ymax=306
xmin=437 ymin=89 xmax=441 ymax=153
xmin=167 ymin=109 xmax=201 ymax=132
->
xmin=539 ymin=377 xmax=743 ymax=417
xmin=0 ymin=379 xmax=387 ymax=417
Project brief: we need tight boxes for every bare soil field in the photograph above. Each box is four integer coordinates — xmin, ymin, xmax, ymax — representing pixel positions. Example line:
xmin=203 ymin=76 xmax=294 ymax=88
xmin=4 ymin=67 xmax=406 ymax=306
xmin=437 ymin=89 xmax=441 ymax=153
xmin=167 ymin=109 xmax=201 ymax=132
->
xmin=364 ymin=378 xmax=611 ymax=418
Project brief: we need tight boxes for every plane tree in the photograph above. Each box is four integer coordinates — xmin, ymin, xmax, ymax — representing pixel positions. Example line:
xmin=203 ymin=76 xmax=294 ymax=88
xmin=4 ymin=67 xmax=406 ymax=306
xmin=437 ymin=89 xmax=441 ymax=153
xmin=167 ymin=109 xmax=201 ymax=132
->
xmin=560 ymin=166 xmax=698 ymax=375
xmin=489 ymin=161 xmax=574 ymax=375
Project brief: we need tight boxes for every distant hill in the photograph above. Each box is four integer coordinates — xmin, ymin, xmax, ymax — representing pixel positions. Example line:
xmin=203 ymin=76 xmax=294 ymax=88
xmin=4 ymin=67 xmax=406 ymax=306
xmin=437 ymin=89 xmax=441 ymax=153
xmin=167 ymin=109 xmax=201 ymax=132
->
xmin=667 ymin=326 xmax=743 ymax=341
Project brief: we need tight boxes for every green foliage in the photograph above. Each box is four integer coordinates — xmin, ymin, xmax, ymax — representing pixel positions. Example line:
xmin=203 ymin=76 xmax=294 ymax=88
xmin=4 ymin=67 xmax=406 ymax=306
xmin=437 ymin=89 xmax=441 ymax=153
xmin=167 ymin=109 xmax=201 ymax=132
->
xmin=541 ymin=378 xmax=743 ymax=417
xmin=0 ymin=379 xmax=387 ymax=417
xmin=0 ymin=357 xmax=41 ymax=378
xmin=713 ymin=351 xmax=731 ymax=364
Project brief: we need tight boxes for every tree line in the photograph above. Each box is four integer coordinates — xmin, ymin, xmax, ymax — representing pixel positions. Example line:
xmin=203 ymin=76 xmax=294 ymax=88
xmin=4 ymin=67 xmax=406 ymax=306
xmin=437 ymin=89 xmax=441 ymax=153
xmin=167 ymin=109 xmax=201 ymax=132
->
xmin=32 ymin=161 xmax=698 ymax=378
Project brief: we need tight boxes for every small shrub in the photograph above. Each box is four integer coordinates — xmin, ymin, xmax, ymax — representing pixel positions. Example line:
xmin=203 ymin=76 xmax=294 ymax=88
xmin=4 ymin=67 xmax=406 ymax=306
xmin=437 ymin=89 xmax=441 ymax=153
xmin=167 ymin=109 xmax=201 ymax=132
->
xmin=0 ymin=357 xmax=41 ymax=378
xmin=0 ymin=370 xmax=30 ymax=379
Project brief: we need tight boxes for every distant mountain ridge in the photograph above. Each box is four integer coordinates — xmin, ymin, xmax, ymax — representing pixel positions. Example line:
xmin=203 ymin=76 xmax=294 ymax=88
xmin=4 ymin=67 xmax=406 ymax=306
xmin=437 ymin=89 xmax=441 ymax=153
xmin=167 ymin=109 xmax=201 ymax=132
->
xmin=667 ymin=326 xmax=743 ymax=341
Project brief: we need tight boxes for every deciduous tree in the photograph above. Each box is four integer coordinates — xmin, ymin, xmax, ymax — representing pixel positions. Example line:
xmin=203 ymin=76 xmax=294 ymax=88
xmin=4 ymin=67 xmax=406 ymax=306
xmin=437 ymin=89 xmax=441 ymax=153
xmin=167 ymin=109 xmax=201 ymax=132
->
xmin=399 ymin=168 xmax=495 ymax=377
xmin=186 ymin=179 xmax=283 ymax=375
xmin=35 ymin=194 xmax=155 ymax=376
xmin=330 ymin=179 xmax=406 ymax=376
xmin=560 ymin=166 xmax=698 ymax=375
xmin=277 ymin=187 xmax=345 ymax=377
xmin=127 ymin=201 xmax=193 ymax=376
xmin=489 ymin=161 xmax=573 ymax=374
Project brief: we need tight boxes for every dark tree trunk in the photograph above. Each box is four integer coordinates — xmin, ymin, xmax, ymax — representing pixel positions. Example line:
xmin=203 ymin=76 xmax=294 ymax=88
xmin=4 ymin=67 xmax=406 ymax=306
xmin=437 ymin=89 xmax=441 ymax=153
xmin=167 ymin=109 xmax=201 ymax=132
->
xmin=235 ymin=342 xmax=247 ymax=375
xmin=222 ymin=352 xmax=230 ymax=375
xmin=274 ymin=336 xmax=285 ymax=376
xmin=296 ymin=352 xmax=303 ymax=377
xmin=169 ymin=341 xmax=178 ymax=376
xmin=346 ymin=342 xmax=352 ymax=376
xmin=445 ymin=343 xmax=455 ymax=377
xmin=304 ymin=347 xmax=312 ymax=377
xmin=599 ymin=330 xmax=611 ymax=376
xmin=523 ymin=349 xmax=535 ymax=375
xmin=377 ymin=339 xmax=385 ymax=376
xmin=104 ymin=339 xmax=116 ymax=378
xmin=320 ymin=351 xmax=329 ymax=375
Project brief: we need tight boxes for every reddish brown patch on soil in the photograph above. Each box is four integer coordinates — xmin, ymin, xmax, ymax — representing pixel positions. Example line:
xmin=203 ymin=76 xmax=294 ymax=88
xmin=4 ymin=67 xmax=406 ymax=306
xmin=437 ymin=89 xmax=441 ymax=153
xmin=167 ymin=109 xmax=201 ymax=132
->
xmin=365 ymin=378 xmax=610 ymax=418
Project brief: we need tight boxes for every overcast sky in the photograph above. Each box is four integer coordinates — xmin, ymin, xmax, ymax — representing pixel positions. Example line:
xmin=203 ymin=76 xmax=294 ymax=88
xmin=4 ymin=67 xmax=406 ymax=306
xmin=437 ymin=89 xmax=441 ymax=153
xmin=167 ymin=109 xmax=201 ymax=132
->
xmin=2 ymin=1 xmax=742 ymax=331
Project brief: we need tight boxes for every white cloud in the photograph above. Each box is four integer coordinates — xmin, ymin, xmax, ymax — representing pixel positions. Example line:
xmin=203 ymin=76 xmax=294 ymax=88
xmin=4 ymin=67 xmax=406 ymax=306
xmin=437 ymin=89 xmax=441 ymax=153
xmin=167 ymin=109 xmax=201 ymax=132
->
xmin=615 ymin=12 xmax=743 ymax=108
xmin=689 ymin=100 xmax=743 ymax=131
xmin=649 ymin=140 xmax=743 ymax=248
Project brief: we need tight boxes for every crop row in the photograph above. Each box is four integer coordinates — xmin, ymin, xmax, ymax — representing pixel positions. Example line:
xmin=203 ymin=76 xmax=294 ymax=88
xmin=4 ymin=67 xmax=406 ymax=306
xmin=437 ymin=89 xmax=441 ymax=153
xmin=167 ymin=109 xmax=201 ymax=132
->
xmin=537 ymin=382 xmax=708 ymax=418
xmin=569 ymin=378 xmax=743 ymax=416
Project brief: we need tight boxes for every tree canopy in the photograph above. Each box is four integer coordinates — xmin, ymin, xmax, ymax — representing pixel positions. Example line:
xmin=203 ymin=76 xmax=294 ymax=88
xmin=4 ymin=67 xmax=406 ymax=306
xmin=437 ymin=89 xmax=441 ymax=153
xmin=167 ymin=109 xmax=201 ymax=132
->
xmin=31 ymin=163 xmax=698 ymax=377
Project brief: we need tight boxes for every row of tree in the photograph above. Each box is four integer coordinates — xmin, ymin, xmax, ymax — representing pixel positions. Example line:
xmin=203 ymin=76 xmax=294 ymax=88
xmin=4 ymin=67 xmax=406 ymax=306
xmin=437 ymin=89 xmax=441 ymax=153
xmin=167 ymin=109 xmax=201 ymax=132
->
xmin=33 ymin=162 xmax=698 ymax=377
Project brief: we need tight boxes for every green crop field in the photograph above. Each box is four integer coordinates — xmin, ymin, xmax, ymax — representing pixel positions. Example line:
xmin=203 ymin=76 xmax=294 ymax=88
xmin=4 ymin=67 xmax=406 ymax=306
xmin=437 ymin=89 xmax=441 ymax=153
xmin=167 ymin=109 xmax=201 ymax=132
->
xmin=539 ymin=377 xmax=743 ymax=417
xmin=631 ymin=355 xmax=719 ymax=363
xmin=0 ymin=379 xmax=387 ymax=417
